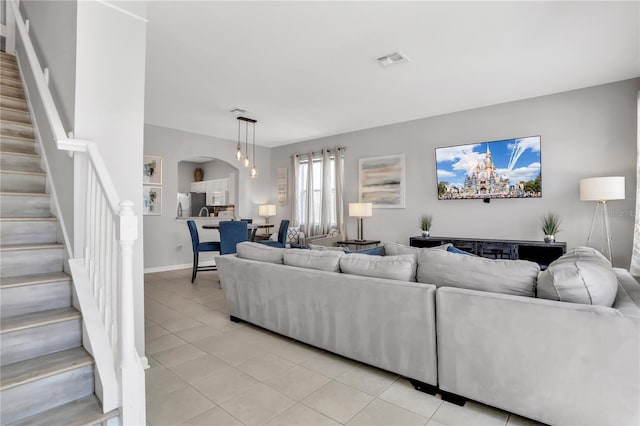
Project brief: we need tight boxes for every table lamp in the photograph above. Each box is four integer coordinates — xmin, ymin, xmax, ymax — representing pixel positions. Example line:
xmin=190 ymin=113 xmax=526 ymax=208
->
xmin=349 ymin=202 xmax=373 ymax=242
xmin=258 ymin=204 xmax=276 ymax=225
xmin=579 ymin=176 xmax=625 ymax=263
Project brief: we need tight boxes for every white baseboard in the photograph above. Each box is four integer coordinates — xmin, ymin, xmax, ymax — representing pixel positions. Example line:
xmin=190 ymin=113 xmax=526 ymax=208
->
xmin=144 ymin=260 xmax=215 ymax=274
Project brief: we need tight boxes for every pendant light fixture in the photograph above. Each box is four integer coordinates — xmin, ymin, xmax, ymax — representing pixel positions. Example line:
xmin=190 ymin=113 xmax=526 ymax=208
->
xmin=235 ymin=119 xmax=242 ymax=161
xmin=235 ymin=116 xmax=258 ymax=178
xmin=250 ymin=122 xmax=258 ymax=178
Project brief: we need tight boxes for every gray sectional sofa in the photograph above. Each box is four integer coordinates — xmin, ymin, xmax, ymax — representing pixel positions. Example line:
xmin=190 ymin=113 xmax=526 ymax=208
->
xmin=216 ymin=242 xmax=640 ymax=426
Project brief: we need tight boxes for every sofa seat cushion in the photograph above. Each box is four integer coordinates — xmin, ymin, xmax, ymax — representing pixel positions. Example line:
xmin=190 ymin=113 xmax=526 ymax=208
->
xmin=283 ymin=249 xmax=343 ymax=272
xmin=237 ymin=242 xmax=285 ymax=264
xmin=340 ymin=253 xmax=417 ymax=282
xmin=417 ymin=249 xmax=539 ymax=297
xmin=537 ymin=247 xmax=618 ymax=307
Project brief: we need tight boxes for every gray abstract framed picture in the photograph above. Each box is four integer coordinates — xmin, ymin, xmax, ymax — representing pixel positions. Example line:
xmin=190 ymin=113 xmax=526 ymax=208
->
xmin=359 ymin=154 xmax=406 ymax=208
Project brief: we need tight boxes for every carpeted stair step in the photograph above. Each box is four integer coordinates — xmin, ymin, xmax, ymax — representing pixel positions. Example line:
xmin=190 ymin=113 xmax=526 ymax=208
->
xmin=0 ymin=134 xmax=36 ymax=154
xmin=7 ymin=394 xmax=118 ymax=426
xmin=0 ymin=170 xmax=46 ymax=192
xmin=0 ymin=217 xmax=57 ymax=245
xmin=0 ymin=95 xmax=28 ymax=111
xmin=0 ymin=272 xmax=71 ymax=317
xmin=0 ymin=150 xmax=41 ymax=173
xmin=0 ymin=307 xmax=81 ymax=366
xmin=1 ymin=119 xmax=34 ymax=139
xmin=0 ymin=243 xmax=65 ymax=278
xmin=0 ymin=84 xmax=25 ymax=99
xmin=0 ymin=347 xmax=94 ymax=425
xmin=0 ymin=107 xmax=31 ymax=124
xmin=0 ymin=192 xmax=51 ymax=218
xmin=0 ymin=75 xmax=23 ymax=90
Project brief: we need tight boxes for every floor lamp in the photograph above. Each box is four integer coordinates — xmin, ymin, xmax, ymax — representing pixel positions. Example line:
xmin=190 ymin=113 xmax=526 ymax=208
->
xmin=580 ymin=176 xmax=625 ymax=263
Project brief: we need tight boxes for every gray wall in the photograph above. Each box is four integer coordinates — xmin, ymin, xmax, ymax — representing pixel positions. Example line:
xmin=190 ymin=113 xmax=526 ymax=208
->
xmin=20 ymin=0 xmax=76 ymax=132
xmin=16 ymin=0 xmax=77 ymax=251
xmin=271 ymin=79 xmax=639 ymax=268
xmin=203 ymin=159 xmax=237 ymax=182
xmin=178 ymin=161 xmax=199 ymax=193
xmin=143 ymin=124 xmax=272 ymax=271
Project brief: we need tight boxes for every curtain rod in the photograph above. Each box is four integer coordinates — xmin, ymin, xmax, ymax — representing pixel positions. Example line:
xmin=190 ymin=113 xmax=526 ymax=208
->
xmin=292 ymin=147 xmax=346 ymax=158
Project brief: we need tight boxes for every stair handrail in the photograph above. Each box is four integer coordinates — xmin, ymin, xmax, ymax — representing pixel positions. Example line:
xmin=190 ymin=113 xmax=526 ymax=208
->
xmin=6 ymin=1 xmax=145 ymax=424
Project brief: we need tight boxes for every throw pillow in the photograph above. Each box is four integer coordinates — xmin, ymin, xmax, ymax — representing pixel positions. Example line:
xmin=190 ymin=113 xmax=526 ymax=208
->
xmin=349 ymin=246 xmax=385 ymax=256
xmin=283 ymin=249 xmax=343 ymax=272
xmin=340 ymin=254 xmax=417 ymax=282
xmin=536 ymin=247 xmax=618 ymax=307
xmin=384 ymin=241 xmax=451 ymax=256
xmin=416 ymin=249 xmax=539 ymax=297
xmin=236 ymin=242 xmax=285 ymax=264
xmin=286 ymin=227 xmax=300 ymax=244
xmin=447 ymin=245 xmax=473 ymax=256
xmin=308 ymin=244 xmax=350 ymax=253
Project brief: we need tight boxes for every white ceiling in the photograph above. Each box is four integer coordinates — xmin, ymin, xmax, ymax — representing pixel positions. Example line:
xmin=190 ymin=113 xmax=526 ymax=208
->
xmin=143 ymin=1 xmax=639 ymax=148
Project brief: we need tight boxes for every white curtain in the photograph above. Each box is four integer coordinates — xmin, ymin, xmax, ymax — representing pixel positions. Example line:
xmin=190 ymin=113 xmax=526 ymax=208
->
xmin=292 ymin=148 xmax=344 ymax=238
xmin=334 ymin=147 xmax=345 ymax=235
xmin=631 ymin=91 xmax=640 ymax=277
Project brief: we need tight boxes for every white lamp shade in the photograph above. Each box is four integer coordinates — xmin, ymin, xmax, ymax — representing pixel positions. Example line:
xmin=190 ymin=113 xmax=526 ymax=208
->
xmin=258 ymin=204 xmax=276 ymax=216
xmin=349 ymin=202 xmax=373 ymax=217
xmin=580 ymin=177 xmax=625 ymax=201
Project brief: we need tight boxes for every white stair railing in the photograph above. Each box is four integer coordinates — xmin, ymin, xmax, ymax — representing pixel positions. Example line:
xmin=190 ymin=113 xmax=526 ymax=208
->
xmin=5 ymin=1 xmax=146 ymax=424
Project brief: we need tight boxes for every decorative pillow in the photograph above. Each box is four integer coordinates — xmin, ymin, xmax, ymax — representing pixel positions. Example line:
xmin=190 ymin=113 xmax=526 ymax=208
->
xmin=283 ymin=249 xmax=343 ymax=272
xmin=384 ymin=241 xmax=451 ymax=256
xmin=236 ymin=242 xmax=284 ymax=264
xmin=340 ymin=254 xmax=417 ymax=282
xmin=537 ymin=247 xmax=618 ymax=307
xmin=417 ymin=249 xmax=539 ymax=297
xmin=349 ymin=246 xmax=385 ymax=256
xmin=308 ymin=244 xmax=349 ymax=253
xmin=286 ymin=227 xmax=300 ymax=243
xmin=447 ymin=245 xmax=473 ymax=256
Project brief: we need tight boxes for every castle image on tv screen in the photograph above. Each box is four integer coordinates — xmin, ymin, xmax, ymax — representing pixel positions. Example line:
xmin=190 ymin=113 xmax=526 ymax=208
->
xmin=436 ymin=136 xmax=541 ymax=200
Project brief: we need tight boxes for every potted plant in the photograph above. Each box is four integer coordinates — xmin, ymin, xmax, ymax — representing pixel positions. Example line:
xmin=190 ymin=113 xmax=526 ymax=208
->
xmin=541 ymin=212 xmax=561 ymax=243
xmin=419 ymin=214 xmax=433 ymax=238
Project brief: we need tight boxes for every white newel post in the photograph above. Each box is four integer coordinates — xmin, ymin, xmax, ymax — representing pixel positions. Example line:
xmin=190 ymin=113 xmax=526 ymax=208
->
xmin=118 ymin=201 xmax=145 ymax=425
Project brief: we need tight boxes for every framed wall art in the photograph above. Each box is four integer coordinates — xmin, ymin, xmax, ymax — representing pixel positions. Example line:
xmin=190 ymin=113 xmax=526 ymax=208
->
xmin=359 ymin=154 xmax=406 ymax=208
xmin=143 ymin=186 xmax=162 ymax=215
xmin=277 ymin=167 xmax=288 ymax=206
xmin=143 ymin=155 xmax=162 ymax=185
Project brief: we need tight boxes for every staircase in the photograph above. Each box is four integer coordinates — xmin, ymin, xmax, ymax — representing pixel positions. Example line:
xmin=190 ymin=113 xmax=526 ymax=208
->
xmin=0 ymin=52 xmax=119 ymax=425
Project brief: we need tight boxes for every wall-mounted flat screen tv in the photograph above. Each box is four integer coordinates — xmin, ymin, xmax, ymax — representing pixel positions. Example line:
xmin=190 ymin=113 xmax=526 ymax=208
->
xmin=436 ymin=135 xmax=541 ymax=200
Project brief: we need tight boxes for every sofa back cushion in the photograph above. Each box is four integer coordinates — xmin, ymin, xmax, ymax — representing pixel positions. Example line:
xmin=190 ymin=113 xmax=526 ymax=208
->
xmin=236 ymin=242 xmax=285 ymax=264
xmin=340 ymin=254 xmax=417 ymax=282
xmin=537 ymin=247 xmax=618 ymax=307
xmin=384 ymin=241 xmax=451 ymax=256
xmin=417 ymin=249 xmax=539 ymax=297
xmin=283 ymin=249 xmax=343 ymax=272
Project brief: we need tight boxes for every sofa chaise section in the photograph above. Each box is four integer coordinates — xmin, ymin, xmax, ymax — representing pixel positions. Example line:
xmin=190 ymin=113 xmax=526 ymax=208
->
xmin=436 ymin=267 xmax=640 ymax=426
xmin=216 ymin=254 xmax=438 ymax=387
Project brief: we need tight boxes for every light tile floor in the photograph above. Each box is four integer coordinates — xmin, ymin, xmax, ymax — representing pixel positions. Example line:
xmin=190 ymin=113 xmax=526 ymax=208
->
xmin=144 ymin=269 xmax=543 ymax=426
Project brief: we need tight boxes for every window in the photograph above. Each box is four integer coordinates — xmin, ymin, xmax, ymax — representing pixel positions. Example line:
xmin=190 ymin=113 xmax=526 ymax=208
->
xmin=293 ymin=149 xmax=343 ymax=236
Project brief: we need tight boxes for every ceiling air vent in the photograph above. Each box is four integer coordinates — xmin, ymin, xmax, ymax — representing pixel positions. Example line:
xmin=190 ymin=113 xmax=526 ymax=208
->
xmin=230 ymin=107 xmax=247 ymax=114
xmin=376 ymin=51 xmax=409 ymax=67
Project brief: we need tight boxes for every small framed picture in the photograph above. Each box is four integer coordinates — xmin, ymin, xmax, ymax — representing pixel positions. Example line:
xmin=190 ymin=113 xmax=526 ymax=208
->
xmin=143 ymin=186 xmax=162 ymax=215
xmin=143 ymin=155 xmax=162 ymax=185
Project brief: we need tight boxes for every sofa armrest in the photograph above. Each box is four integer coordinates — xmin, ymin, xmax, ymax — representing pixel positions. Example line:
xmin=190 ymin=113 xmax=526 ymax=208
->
xmin=436 ymin=287 xmax=639 ymax=426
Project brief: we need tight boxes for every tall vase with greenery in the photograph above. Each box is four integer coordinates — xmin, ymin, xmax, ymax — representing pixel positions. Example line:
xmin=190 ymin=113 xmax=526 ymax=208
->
xmin=541 ymin=213 xmax=561 ymax=243
xmin=419 ymin=214 xmax=433 ymax=238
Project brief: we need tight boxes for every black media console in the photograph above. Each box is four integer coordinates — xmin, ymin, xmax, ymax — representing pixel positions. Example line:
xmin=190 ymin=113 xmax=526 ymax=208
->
xmin=409 ymin=236 xmax=567 ymax=269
